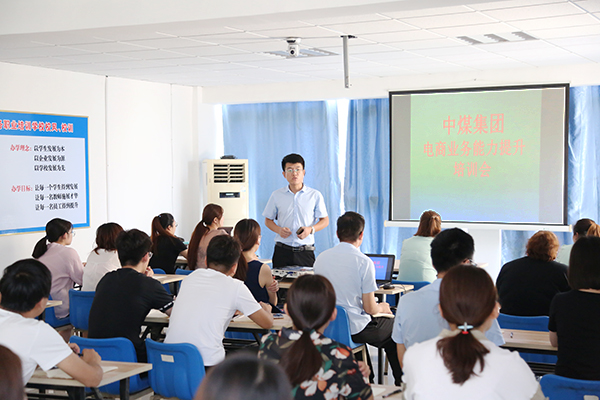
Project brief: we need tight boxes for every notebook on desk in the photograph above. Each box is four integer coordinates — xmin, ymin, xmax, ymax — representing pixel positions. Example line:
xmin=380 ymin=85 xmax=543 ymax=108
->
xmin=366 ymin=254 xmax=395 ymax=286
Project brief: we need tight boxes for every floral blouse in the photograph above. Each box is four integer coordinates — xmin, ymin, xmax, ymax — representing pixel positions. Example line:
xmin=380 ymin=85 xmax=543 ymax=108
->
xmin=259 ymin=328 xmax=372 ymax=400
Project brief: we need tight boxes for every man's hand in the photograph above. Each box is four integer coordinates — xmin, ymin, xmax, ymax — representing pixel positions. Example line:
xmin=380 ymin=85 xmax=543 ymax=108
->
xmin=68 ymin=342 xmax=80 ymax=354
xmin=144 ymin=267 xmax=154 ymax=277
xmin=297 ymin=226 xmax=312 ymax=240
xmin=267 ymin=280 xmax=279 ymax=292
xmin=379 ymin=302 xmax=393 ymax=315
xmin=260 ymin=302 xmax=272 ymax=313
xmin=280 ymin=227 xmax=292 ymax=238
xmin=81 ymin=348 xmax=101 ymax=366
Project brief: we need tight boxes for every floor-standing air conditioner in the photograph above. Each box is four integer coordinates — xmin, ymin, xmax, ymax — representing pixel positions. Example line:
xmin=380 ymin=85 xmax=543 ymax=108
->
xmin=203 ymin=159 xmax=249 ymax=228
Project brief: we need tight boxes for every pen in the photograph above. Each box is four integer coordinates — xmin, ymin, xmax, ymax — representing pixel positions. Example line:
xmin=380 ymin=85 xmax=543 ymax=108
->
xmin=382 ymin=388 xmax=403 ymax=398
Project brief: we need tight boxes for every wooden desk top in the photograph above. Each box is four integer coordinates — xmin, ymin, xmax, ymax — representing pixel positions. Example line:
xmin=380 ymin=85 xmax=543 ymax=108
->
xmin=372 ymin=384 xmax=403 ymax=399
xmin=278 ymin=279 xmax=413 ymax=295
xmin=46 ymin=300 xmax=62 ymax=308
xmin=501 ymin=329 xmax=557 ymax=352
xmin=153 ymin=274 xmax=186 ymax=284
xmin=145 ymin=309 xmax=292 ymax=331
xmin=28 ymin=361 xmax=152 ymax=388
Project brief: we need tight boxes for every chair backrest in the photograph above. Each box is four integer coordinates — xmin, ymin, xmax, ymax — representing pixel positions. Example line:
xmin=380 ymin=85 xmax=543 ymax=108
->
xmin=392 ymin=280 xmax=430 ymax=291
xmin=323 ymin=305 xmax=361 ymax=349
xmin=146 ymin=338 xmax=205 ymax=400
xmin=152 ymin=269 xmax=172 ymax=294
xmin=68 ymin=290 xmax=95 ymax=331
xmin=175 ymin=268 xmax=193 ymax=275
xmin=44 ymin=294 xmax=70 ymax=328
xmin=497 ymin=313 xmax=550 ymax=332
xmin=540 ymin=374 xmax=600 ymax=400
xmin=70 ymin=336 xmax=149 ymax=394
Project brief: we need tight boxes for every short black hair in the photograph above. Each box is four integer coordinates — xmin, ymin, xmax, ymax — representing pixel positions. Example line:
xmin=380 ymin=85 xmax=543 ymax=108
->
xmin=337 ymin=211 xmax=365 ymax=242
xmin=568 ymin=236 xmax=600 ymax=290
xmin=0 ymin=259 xmax=51 ymax=313
xmin=116 ymin=229 xmax=152 ymax=267
xmin=281 ymin=153 xmax=305 ymax=171
xmin=207 ymin=235 xmax=241 ymax=272
xmin=430 ymin=228 xmax=474 ymax=273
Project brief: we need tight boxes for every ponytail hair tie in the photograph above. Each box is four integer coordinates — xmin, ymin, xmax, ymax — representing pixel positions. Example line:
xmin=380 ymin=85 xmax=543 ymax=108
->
xmin=302 ymin=327 xmax=313 ymax=335
xmin=458 ymin=322 xmax=474 ymax=334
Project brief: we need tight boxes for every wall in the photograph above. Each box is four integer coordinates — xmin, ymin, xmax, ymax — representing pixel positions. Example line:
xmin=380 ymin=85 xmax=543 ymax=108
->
xmin=0 ymin=63 xmax=222 ymax=274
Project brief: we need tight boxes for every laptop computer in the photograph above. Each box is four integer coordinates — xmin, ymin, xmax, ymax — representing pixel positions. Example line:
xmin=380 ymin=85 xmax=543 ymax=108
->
xmin=366 ymin=254 xmax=395 ymax=286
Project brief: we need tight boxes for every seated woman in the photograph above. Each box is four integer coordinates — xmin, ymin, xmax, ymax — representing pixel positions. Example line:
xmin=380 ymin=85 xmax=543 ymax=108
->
xmin=259 ymin=274 xmax=372 ymax=400
xmin=195 ymin=353 xmax=291 ymax=400
xmin=402 ymin=264 xmax=543 ymax=399
xmin=233 ymin=218 xmax=280 ymax=312
xmin=188 ymin=204 xmax=226 ymax=270
xmin=397 ymin=210 xmax=441 ymax=283
xmin=148 ymin=213 xmax=188 ymax=274
xmin=496 ymin=230 xmax=570 ymax=316
xmin=82 ymin=222 xmax=124 ymax=291
xmin=549 ymin=235 xmax=600 ymax=380
xmin=556 ymin=218 xmax=600 ymax=265
xmin=33 ymin=218 xmax=83 ymax=320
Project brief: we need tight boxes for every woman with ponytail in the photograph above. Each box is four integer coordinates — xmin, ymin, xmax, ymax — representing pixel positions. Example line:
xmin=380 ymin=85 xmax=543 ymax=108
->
xmin=397 ymin=210 xmax=441 ymax=283
xmin=32 ymin=218 xmax=83 ymax=320
xmin=188 ymin=204 xmax=226 ymax=270
xmin=402 ymin=264 xmax=543 ymax=399
xmin=259 ymin=275 xmax=372 ymax=400
xmin=233 ymin=218 xmax=280 ymax=312
xmin=148 ymin=213 xmax=187 ymax=274
xmin=556 ymin=218 xmax=600 ymax=265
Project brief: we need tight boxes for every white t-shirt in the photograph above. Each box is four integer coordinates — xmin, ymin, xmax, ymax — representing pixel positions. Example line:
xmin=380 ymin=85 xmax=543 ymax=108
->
xmin=403 ymin=330 xmax=539 ymax=400
xmin=82 ymin=249 xmax=121 ymax=291
xmin=0 ymin=308 xmax=73 ymax=382
xmin=314 ymin=242 xmax=378 ymax=335
xmin=165 ymin=268 xmax=262 ymax=366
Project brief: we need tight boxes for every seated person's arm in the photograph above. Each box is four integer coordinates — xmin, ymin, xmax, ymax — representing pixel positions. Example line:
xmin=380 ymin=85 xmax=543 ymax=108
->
xmin=56 ymin=349 xmax=103 ymax=387
xmin=362 ymin=292 xmax=392 ymax=315
xmin=179 ymin=249 xmax=188 ymax=259
xmin=248 ymin=302 xmax=274 ymax=329
xmin=549 ymin=331 xmax=558 ymax=347
xmin=259 ymin=264 xmax=278 ymax=306
xmin=397 ymin=343 xmax=407 ymax=368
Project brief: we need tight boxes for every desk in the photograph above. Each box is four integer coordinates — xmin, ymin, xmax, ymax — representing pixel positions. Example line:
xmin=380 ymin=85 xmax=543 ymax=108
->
xmin=501 ymin=329 xmax=557 ymax=354
xmin=153 ymin=274 xmax=186 ymax=285
xmin=278 ymin=279 xmax=413 ymax=296
xmin=145 ymin=310 xmax=291 ymax=332
xmin=372 ymin=384 xmax=403 ymax=399
xmin=46 ymin=300 xmax=62 ymax=308
xmin=27 ymin=361 xmax=152 ymax=400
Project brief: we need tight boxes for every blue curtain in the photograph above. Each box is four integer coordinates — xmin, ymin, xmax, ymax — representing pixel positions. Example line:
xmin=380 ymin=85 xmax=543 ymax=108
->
xmin=344 ymin=98 xmax=414 ymax=255
xmin=222 ymin=101 xmax=341 ymax=259
xmin=501 ymin=85 xmax=600 ymax=263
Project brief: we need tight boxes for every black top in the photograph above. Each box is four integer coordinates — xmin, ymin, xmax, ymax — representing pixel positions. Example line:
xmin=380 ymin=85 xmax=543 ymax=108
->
xmin=88 ymin=268 xmax=174 ymax=362
xmin=148 ymin=235 xmax=187 ymax=274
xmin=496 ymin=256 xmax=570 ymax=316
xmin=549 ymin=290 xmax=600 ymax=380
xmin=244 ymin=260 xmax=281 ymax=313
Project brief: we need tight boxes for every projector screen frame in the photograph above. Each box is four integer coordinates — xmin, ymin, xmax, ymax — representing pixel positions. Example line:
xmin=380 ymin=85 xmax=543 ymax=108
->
xmin=388 ymin=83 xmax=570 ymax=229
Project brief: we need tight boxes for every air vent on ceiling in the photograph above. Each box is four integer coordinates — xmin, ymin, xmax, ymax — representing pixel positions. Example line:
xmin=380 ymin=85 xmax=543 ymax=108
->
xmin=457 ymin=31 xmax=537 ymax=45
xmin=264 ymin=48 xmax=338 ymax=59
xmin=213 ymin=163 xmax=245 ymax=183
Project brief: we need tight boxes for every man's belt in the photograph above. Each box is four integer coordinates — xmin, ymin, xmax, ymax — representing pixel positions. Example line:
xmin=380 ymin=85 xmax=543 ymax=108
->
xmin=276 ymin=242 xmax=315 ymax=252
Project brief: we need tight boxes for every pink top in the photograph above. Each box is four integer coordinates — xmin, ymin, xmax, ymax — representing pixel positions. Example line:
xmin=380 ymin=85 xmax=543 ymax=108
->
xmin=196 ymin=229 xmax=227 ymax=269
xmin=37 ymin=242 xmax=84 ymax=318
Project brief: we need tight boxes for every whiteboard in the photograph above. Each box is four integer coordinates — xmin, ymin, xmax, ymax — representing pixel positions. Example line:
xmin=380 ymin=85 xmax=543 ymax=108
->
xmin=0 ymin=110 xmax=89 ymax=235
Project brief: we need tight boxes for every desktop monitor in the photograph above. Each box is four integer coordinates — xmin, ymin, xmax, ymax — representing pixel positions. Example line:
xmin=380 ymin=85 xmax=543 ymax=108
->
xmin=366 ymin=254 xmax=395 ymax=285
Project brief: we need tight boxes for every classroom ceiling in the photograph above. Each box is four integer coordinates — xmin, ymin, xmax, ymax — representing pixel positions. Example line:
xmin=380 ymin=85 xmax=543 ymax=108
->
xmin=1 ymin=0 xmax=600 ymax=87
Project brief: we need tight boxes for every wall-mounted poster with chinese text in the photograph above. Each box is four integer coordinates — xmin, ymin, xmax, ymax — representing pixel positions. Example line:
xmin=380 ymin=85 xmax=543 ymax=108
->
xmin=0 ymin=110 xmax=89 ymax=234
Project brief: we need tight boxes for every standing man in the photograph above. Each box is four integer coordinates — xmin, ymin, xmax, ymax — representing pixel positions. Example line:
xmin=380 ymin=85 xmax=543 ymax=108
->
xmin=314 ymin=211 xmax=403 ymax=386
xmin=263 ymin=153 xmax=329 ymax=268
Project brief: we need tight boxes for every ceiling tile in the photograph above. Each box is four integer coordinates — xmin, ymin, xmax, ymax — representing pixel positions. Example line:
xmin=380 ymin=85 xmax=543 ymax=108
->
xmin=386 ymin=38 xmax=466 ymax=50
xmin=203 ymin=53 xmax=277 ymax=63
xmin=531 ymin=24 xmax=600 ymax=38
xmin=67 ymin=42 xmax=150 ymax=53
xmin=0 ymin=45 xmax=90 ymax=59
xmin=299 ymin=13 xmax=391 ymax=25
xmin=575 ymin=0 xmax=600 ymax=12
xmin=507 ymin=13 xmax=599 ymax=30
xmin=468 ymin=0 xmax=567 ymax=11
xmin=55 ymin=53 xmax=136 ymax=63
xmin=122 ymin=37 xmax=215 ymax=49
xmin=430 ymin=22 xmax=519 ymax=37
xmin=184 ymin=32 xmax=270 ymax=45
xmin=402 ymin=12 xmax=498 ymax=29
xmin=382 ymin=5 xmax=477 ymax=18
xmin=359 ymin=30 xmax=443 ymax=43
xmin=158 ymin=45 xmax=244 ymax=57
xmin=251 ymin=25 xmax=342 ymax=39
xmin=320 ymin=19 xmax=416 ymax=35
xmin=481 ymin=2 xmax=584 ymax=20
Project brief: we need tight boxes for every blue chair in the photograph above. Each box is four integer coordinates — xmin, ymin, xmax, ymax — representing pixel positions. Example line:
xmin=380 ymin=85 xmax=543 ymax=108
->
xmin=324 ymin=305 xmax=367 ymax=362
xmin=152 ymin=268 xmax=172 ymax=294
xmin=70 ymin=336 xmax=149 ymax=395
xmin=68 ymin=290 xmax=95 ymax=331
xmin=387 ymin=280 xmax=430 ymax=306
xmin=44 ymin=294 xmax=70 ymax=328
xmin=540 ymin=374 xmax=600 ymax=399
xmin=497 ymin=313 xmax=557 ymax=366
xmin=146 ymin=338 xmax=205 ymax=400
xmin=175 ymin=268 xmax=192 ymax=275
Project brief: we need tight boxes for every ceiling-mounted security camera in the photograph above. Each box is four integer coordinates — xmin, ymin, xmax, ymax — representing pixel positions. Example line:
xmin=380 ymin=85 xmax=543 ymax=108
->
xmin=286 ymin=37 xmax=301 ymax=57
